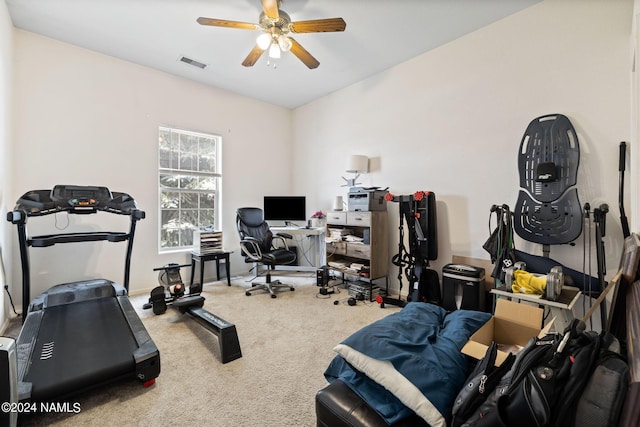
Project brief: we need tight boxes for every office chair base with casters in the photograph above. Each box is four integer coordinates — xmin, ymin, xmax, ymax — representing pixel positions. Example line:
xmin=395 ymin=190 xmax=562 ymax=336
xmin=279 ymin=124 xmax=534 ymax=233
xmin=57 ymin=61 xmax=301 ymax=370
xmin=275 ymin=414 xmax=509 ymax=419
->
xmin=245 ymin=277 xmax=295 ymax=298
xmin=245 ymin=263 xmax=295 ymax=298
xmin=236 ymin=207 xmax=297 ymax=298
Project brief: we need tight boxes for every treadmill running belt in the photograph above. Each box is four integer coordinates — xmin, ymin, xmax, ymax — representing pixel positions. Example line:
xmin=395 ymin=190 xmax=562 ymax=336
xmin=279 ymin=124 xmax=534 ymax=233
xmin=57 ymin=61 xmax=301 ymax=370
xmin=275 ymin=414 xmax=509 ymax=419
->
xmin=25 ymin=298 xmax=139 ymax=400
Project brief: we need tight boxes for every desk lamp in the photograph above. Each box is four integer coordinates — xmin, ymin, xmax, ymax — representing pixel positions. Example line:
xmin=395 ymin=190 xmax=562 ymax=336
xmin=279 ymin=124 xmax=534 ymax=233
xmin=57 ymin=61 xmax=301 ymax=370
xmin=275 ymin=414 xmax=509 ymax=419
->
xmin=342 ymin=155 xmax=369 ymax=187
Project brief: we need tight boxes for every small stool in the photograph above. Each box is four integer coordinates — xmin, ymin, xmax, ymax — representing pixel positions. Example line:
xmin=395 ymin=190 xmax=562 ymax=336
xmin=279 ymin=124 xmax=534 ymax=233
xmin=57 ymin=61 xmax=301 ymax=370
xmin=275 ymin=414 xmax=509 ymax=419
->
xmin=190 ymin=251 xmax=232 ymax=287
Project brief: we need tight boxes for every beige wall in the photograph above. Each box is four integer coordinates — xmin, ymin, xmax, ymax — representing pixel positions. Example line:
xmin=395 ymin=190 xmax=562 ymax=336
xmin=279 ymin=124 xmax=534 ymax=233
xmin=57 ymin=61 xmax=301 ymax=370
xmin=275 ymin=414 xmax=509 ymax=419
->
xmin=0 ymin=0 xmax=14 ymax=327
xmin=293 ymin=0 xmax=634 ymax=295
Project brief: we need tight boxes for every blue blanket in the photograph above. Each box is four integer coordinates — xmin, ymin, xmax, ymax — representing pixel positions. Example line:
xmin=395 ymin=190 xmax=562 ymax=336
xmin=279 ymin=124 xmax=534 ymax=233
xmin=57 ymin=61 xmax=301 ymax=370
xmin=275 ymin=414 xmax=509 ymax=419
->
xmin=324 ymin=303 xmax=490 ymax=425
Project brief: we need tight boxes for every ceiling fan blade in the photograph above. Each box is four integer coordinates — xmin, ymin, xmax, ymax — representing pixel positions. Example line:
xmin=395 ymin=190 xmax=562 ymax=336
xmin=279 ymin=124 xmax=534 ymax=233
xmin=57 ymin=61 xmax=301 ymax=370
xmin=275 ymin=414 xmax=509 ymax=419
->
xmin=289 ymin=38 xmax=320 ymax=69
xmin=197 ymin=17 xmax=259 ymax=30
xmin=242 ymin=45 xmax=266 ymax=67
xmin=261 ymin=0 xmax=279 ymax=19
xmin=290 ymin=18 xmax=346 ymax=33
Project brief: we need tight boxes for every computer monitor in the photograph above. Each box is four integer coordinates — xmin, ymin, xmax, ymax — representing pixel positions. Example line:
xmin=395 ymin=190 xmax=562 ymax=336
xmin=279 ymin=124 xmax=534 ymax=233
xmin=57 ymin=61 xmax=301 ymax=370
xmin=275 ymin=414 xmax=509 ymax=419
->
xmin=263 ymin=196 xmax=306 ymax=223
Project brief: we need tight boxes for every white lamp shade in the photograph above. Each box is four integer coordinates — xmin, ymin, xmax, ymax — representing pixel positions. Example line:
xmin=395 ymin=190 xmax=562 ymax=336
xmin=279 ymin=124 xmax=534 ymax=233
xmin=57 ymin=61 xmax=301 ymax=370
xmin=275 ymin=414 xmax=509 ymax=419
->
xmin=278 ymin=35 xmax=292 ymax=52
xmin=256 ymin=33 xmax=272 ymax=50
xmin=268 ymin=43 xmax=281 ymax=59
xmin=346 ymin=155 xmax=369 ymax=173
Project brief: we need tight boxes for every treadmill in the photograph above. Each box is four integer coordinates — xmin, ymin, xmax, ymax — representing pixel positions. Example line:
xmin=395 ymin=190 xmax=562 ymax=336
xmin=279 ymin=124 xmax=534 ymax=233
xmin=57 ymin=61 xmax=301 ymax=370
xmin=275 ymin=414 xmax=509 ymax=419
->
xmin=5 ymin=185 xmax=160 ymax=402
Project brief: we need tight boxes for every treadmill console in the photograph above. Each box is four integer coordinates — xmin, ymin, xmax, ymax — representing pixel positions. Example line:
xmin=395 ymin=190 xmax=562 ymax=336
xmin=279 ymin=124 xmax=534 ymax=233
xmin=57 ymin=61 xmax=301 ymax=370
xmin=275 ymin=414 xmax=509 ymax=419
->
xmin=12 ymin=185 xmax=139 ymax=216
xmin=53 ymin=185 xmax=111 ymax=214
xmin=68 ymin=197 xmax=98 ymax=212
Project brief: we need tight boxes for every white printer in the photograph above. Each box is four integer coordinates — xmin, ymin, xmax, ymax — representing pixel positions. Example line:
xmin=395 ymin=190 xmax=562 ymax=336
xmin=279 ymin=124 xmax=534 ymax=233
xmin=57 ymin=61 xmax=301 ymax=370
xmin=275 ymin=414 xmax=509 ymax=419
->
xmin=347 ymin=187 xmax=388 ymax=211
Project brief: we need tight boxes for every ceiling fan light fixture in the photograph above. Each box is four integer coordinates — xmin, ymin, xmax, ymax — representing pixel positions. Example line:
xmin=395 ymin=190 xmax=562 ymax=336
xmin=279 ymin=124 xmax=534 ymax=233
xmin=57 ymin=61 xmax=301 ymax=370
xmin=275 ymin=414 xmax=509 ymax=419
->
xmin=268 ymin=43 xmax=281 ymax=59
xmin=277 ymin=34 xmax=292 ymax=52
xmin=256 ymin=33 xmax=272 ymax=50
xmin=197 ymin=2 xmax=345 ymax=69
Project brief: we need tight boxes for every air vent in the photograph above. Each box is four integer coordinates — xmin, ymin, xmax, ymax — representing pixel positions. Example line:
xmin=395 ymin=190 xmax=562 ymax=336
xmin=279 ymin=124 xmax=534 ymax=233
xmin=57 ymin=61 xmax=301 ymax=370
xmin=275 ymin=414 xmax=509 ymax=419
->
xmin=179 ymin=56 xmax=208 ymax=70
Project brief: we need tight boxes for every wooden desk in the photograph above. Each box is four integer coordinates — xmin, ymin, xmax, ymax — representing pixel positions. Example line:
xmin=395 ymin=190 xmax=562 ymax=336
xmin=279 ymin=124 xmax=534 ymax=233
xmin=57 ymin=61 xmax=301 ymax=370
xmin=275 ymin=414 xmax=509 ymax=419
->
xmin=190 ymin=251 xmax=232 ymax=287
xmin=491 ymin=286 xmax=581 ymax=332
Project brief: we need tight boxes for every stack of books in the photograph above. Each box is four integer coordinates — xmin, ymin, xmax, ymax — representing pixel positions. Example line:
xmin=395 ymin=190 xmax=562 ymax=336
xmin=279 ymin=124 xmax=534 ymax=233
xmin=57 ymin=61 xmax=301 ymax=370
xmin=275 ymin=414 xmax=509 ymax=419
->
xmin=194 ymin=230 xmax=223 ymax=254
xmin=328 ymin=260 xmax=349 ymax=269
xmin=327 ymin=228 xmax=352 ymax=243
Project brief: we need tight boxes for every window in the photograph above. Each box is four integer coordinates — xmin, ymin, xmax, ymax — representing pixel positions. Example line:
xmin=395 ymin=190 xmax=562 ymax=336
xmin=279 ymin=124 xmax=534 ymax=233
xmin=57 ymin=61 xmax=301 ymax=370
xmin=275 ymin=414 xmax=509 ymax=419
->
xmin=158 ymin=126 xmax=221 ymax=252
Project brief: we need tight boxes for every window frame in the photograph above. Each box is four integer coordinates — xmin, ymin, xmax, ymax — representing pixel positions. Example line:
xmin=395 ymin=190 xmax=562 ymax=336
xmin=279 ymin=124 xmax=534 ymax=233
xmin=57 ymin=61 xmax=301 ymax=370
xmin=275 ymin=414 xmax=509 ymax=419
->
xmin=157 ymin=126 xmax=222 ymax=253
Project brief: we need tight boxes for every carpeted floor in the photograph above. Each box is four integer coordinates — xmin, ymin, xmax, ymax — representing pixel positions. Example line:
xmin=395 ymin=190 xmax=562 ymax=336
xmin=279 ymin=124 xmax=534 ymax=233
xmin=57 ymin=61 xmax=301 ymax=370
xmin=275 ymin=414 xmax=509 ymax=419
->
xmin=6 ymin=274 xmax=400 ymax=426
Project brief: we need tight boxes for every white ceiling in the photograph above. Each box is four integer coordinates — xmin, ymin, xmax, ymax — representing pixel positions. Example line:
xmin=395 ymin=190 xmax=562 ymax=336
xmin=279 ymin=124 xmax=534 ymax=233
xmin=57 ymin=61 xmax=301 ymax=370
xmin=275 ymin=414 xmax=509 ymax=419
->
xmin=6 ymin=0 xmax=541 ymax=109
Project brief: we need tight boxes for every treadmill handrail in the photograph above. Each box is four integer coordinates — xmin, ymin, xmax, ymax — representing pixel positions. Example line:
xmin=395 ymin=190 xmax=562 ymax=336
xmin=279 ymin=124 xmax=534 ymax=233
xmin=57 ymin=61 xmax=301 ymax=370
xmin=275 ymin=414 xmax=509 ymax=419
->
xmin=13 ymin=206 xmax=138 ymax=217
xmin=7 ymin=208 xmax=145 ymax=224
xmin=11 ymin=186 xmax=141 ymax=217
xmin=7 ymin=187 xmax=146 ymax=322
xmin=28 ymin=231 xmax=131 ymax=247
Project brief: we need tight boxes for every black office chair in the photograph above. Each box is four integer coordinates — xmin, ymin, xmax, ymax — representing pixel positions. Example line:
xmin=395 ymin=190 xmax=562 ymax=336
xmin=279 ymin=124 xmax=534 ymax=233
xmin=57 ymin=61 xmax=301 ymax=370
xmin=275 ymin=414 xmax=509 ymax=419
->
xmin=236 ymin=207 xmax=297 ymax=298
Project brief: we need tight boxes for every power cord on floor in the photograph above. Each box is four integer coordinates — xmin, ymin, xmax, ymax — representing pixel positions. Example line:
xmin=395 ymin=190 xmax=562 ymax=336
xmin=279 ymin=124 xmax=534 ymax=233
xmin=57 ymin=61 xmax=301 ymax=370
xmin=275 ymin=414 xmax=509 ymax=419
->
xmin=4 ymin=285 xmax=20 ymax=317
xmin=1 ymin=247 xmax=19 ymax=317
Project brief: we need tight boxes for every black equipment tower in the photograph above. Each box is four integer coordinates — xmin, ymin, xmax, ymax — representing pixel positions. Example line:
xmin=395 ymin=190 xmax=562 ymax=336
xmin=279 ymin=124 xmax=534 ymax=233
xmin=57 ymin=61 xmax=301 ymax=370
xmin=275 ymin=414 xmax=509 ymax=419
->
xmin=380 ymin=191 xmax=439 ymax=308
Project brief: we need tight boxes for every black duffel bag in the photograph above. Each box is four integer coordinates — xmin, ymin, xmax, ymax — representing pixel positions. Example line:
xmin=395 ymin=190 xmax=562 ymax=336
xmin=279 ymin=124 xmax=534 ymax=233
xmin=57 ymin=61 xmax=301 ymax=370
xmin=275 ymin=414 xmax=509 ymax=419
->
xmin=462 ymin=319 xmax=601 ymax=427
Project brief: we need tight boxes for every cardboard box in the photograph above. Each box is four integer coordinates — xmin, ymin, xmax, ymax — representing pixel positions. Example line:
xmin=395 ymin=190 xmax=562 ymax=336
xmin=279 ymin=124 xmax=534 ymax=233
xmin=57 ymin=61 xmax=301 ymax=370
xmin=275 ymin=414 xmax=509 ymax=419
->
xmin=462 ymin=298 xmax=546 ymax=366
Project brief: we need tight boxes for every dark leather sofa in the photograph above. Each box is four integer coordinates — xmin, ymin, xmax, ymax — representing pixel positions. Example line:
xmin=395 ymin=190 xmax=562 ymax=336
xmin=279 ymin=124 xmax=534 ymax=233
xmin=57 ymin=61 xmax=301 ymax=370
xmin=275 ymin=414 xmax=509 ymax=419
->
xmin=315 ymin=380 xmax=428 ymax=427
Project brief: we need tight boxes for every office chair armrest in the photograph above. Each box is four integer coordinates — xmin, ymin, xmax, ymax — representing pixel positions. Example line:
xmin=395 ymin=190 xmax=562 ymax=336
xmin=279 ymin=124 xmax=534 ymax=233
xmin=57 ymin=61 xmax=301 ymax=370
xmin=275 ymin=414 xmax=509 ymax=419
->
xmin=273 ymin=232 xmax=293 ymax=240
xmin=239 ymin=237 xmax=262 ymax=261
xmin=272 ymin=234 xmax=292 ymax=250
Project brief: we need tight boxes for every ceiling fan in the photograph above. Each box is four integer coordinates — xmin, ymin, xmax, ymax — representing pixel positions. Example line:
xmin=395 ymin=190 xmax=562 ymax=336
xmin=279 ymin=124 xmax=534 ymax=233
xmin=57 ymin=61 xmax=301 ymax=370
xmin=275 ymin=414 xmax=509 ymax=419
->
xmin=197 ymin=0 xmax=346 ymax=69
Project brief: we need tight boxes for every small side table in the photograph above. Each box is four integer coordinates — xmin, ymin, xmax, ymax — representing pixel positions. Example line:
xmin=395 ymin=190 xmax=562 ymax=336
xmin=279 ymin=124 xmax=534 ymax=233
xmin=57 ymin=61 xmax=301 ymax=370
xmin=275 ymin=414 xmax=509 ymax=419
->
xmin=190 ymin=251 xmax=232 ymax=287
